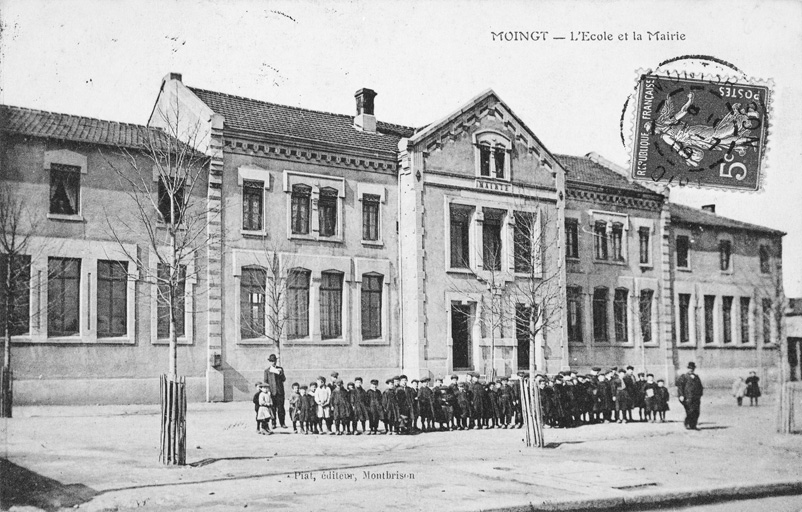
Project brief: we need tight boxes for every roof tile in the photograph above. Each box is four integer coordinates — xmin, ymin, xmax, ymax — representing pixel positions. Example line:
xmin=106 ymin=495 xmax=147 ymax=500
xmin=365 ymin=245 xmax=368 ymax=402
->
xmin=188 ymin=87 xmax=415 ymax=155
xmin=669 ymin=203 xmax=784 ymax=236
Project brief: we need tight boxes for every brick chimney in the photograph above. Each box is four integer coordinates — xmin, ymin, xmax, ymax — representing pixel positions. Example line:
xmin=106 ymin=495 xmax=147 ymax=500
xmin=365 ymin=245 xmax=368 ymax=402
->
xmin=701 ymin=204 xmax=716 ymax=214
xmin=354 ymin=88 xmax=377 ymax=133
xmin=163 ymin=72 xmax=183 ymax=83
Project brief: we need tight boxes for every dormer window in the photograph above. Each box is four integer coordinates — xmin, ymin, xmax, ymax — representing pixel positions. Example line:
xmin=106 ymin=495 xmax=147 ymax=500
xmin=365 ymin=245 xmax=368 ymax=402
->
xmin=473 ymin=131 xmax=511 ymax=180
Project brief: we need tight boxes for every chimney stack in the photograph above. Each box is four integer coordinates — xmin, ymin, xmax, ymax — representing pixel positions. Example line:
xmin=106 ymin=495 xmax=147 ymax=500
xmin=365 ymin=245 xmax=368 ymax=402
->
xmin=701 ymin=204 xmax=716 ymax=214
xmin=354 ymin=88 xmax=377 ymax=133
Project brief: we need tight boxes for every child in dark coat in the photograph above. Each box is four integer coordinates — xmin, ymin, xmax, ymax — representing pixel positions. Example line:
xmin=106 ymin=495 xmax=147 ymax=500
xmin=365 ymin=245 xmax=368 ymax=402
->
xmin=642 ymin=374 xmax=659 ymax=422
xmin=382 ymin=378 xmax=399 ymax=435
xmin=746 ymin=371 xmax=761 ymax=406
xmin=331 ymin=380 xmax=351 ymax=435
xmin=302 ymin=383 xmax=319 ymax=434
xmin=288 ymin=382 xmax=301 ymax=433
xmin=366 ymin=379 xmax=384 ymax=435
xmin=350 ymin=378 xmax=369 ymax=434
xmin=456 ymin=382 xmax=471 ymax=430
xmin=656 ymin=379 xmax=670 ymax=422
xmin=252 ymin=382 xmax=262 ymax=433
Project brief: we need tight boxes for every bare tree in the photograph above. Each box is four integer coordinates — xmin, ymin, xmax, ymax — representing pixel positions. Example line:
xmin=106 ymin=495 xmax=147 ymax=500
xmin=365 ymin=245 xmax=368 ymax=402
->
xmin=0 ymin=183 xmax=35 ymax=417
xmin=448 ymin=202 xmax=563 ymax=381
xmin=100 ymin=100 xmax=213 ymax=465
xmin=237 ymin=241 xmax=301 ymax=363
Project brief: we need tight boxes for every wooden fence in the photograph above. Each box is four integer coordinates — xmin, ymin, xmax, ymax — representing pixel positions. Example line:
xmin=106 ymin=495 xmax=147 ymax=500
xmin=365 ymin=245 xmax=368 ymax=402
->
xmin=160 ymin=374 xmax=187 ymax=465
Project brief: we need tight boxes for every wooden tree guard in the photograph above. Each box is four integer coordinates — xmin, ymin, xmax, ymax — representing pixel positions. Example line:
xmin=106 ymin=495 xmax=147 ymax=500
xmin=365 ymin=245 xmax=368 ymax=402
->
xmin=0 ymin=367 xmax=11 ymax=418
xmin=779 ymin=382 xmax=798 ymax=434
xmin=160 ymin=374 xmax=187 ymax=465
xmin=520 ymin=378 xmax=545 ymax=448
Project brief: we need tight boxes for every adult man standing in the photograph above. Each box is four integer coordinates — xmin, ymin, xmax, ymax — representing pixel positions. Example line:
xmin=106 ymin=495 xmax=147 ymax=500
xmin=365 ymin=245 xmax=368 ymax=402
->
xmin=676 ymin=362 xmax=704 ymax=430
xmin=264 ymin=354 xmax=287 ymax=429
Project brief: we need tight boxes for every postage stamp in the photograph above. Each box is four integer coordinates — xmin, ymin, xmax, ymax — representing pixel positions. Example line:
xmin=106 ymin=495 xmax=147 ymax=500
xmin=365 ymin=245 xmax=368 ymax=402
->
xmin=629 ymin=74 xmax=770 ymax=191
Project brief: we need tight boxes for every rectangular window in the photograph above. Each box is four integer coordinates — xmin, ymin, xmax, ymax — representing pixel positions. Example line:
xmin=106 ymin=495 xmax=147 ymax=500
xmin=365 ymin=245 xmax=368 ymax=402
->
xmin=639 ymin=289 xmax=654 ymax=343
xmin=240 ymin=268 xmax=266 ymax=339
xmin=479 ymin=144 xmax=491 ymax=176
xmin=719 ymin=240 xmax=732 ymax=271
xmin=740 ymin=297 xmax=751 ymax=344
xmin=676 ymin=235 xmax=690 ymax=268
xmin=514 ymin=211 xmax=534 ymax=273
xmin=47 ymin=257 xmax=81 ymax=337
xmin=494 ymin=148 xmax=506 ymax=179
xmin=450 ymin=206 xmax=471 ymax=269
xmin=0 ymin=254 xmax=31 ymax=336
xmin=287 ymin=269 xmax=310 ymax=338
xmin=594 ymin=222 xmax=608 ymax=260
xmin=639 ymin=227 xmax=650 ymax=264
xmin=678 ymin=293 xmax=690 ymax=344
xmin=156 ymin=263 xmax=186 ymax=339
xmin=567 ymin=286 xmax=583 ymax=342
xmin=242 ymin=181 xmax=263 ymax=231
xmin=483 ymin=209 xmax=504 ymax=271
xmin=318 ymin=187 xmax=338 ymax=237
xmin=49 ymin=164 xmax=81 ymax=215
xmin=361 ymin=274 xmax=383 ymax=339
xmin=362 ymin=194 xmax=380 ymax=241
xmin=762 ymin=298 xmax=773 ymax=344
xmin=722 ymin=296 xmax=733 ymax=344
xmin=611 ymin=223 xmax=624 ymax=261
xmin=515 ymin=303 xmax=533 ymax=369
xmin=593 ymin=287 xmax=608 ymax=342
xmin=158 ymin=177 xmax=185 ymax=225
xmin=704 ymin=295 xmax=715 ymax=344
xmin=565 ymin=219 xmax=579 ymax=259
xmin=759 ymin=245 xmax=770 ymax=274
xmin=614 ymin=288 xmax=628 ymax=342
xmin=97 ymin=260 xmax=127 ymax=338
xmin=320 ymin=271 xmax=343 ymax=339
xmin=291 ymin=184 xmax=311 ymax=235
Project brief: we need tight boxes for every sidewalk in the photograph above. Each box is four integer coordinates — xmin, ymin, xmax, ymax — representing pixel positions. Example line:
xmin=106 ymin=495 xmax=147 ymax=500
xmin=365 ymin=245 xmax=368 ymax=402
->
xmin=2 ymin=392 xmax=801 ymax=511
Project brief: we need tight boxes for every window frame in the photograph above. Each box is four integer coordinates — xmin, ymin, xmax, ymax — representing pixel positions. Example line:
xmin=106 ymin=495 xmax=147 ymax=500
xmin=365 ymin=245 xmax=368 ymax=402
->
xmin=237 ymin=165 xmax=271 ymax=235
xmin=360 ymin=273 xmax=383 ymax=340
xmin=448 ymin=204 xmax=474 ymax=271
xmin=482 ymin=208 xmax=505 ymax=272
xmin=704 ymin=295 xmax=716 ymax=345
xmin=283 ymin=171 xmax=345 ymax=243
xmin=318 ymin=187 xmax=339 ymax=238
xmin=594 ymin=221 xmax=609 ymax=261
xmin=759 ymin=244 xmax=771 ymax=274
xmin=676 ymin=234 xmax=691 ymax=270
xmin=473 ymin=130 xmax=512 ymax=181
xmin=639 ymin=289 xmax=654 ymax=344
xmin=0 ymin=254 xmax=32 ymax=337
xmin=241 ymin=180 xmax=265 ymax=233
xmin=320 ymin=270 xmax=344 ymax=340
xmin=722 ymin=295 xmax=733 ymax=344
xmin=567 ymin=286 xmax=583 ymax=343
xmin=613 ymin=288 xmax=629 ymax=343
xmin=240 ymin=266 xmax=267 ymax=340
xmin=719 ymin=239 xmax=733 ymax=273
xmin=638 ymin=227 xmax=651 ymax=266
xmin=565 ymin=218 xmax=579 ymax=260
xmin=678 ymin=293 xmax=691 ymax=345
xmin=44 ymin=150 xmax=87 ymax=222
xmin=287 ymin=268 xmax=311 ymax=340
xmin=150 ymin=251 xmax=195 ymax=346
xmin=96 ymin=259 xmax=128 ymax=339
xmin=290 ymin=184 xmax=312 ymax=235
xmin=740 ymin=296 xmax=752 ymax=345
xmin=592 ymin=287 xmax=609 ymax=343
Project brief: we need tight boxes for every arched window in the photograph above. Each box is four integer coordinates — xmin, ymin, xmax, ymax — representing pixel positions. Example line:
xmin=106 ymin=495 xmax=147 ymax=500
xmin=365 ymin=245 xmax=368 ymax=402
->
xmin=318 ymin=187 xmax=338 ymax=237
xmin=287 ymin=268 xmax=310 ymax=338
xmin=290 ymin=184 xmax=311 ymax=235
xmin=240 ymin=267 xmax=266 ymax=339
xmin=361 ymin=273 xmax=383 ymax=339
xmin=592 ymin=287 xmax=609 ymax=342
xmin=473 ymin=131 xmax=511 ymax=180
xmin=320 ymin=271 xmax=343 ymax=339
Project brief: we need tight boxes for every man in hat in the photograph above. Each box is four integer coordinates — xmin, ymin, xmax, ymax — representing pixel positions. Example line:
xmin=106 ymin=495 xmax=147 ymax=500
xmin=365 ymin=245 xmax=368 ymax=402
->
xmin=264 ymin=354 xmax=287 ymax=429
xmin=676 ymin=362 xmax=704 ymax=430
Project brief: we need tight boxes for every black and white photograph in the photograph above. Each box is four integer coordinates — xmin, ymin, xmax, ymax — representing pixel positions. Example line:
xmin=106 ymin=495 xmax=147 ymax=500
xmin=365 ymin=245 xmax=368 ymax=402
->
xmin=1 ymin=1 xmax=802 ymax=511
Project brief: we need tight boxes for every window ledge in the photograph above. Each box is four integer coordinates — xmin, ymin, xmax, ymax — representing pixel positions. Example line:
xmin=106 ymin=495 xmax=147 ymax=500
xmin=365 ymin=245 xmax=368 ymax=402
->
xmin=361 ymin=240 xmax=384 ymax=247
xmin=152 ymin=337 xmax=193 ymax=346
xmin=238 ymin=337 xmax=274 ymax=346
xmin=639 ymin=263 xmax=654 ymax=270
xmin=284 ymin=337 xmax=350 ymax=346
xmin=316 ymin=236 xmax=344 ymax=244
xmin=47 ymin=213 xmax=84 ymax=222
xmin=514 ymin=272 xmax=544 ymax=279
xmin=594 ymin=259 xmax=627 ymax=266
xmin=241 ymin=229 xmax=267 ymax=237
xmin=677 ymin=343 xmax=698 ymax=349
xmin=642 ymin=342 xmax=660 ymax=347
xmin=44 ymin=336 xmax=85 ymax=344
xmin=359 ymin=337 xmax=389 ymax=346
xmin=763 ymin=344 xmax=778 ymax=349
xmin=720 ymin=270 xmax=734 ymax=275
xmin=706 ymin=344 xmax=756 ymax=349
xmin=96 ymin=337 xmax=135 ymax=345
xmin=677 ymin=267 xmax=693 ymax=272
xmin=446 ymin=267 xmax=474 ymax=275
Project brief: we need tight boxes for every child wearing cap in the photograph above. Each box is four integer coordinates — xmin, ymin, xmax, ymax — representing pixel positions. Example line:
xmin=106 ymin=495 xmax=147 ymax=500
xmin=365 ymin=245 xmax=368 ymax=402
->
xmin=643 ymin=374 xmax=659 ymax=422
xmin=288 ymin=382 xmax=301 ymax=433
xmin=417 ymin=378 xmax=435 ymax=432
xmin=366 ymin=379 xmax=384 ymax=435
xmin=456 ymin=381 xmax=471 ymax=430
xmin=382 ymin=378 xmax=399 ymax=435
xmin=351 ymin=378 xmax=369 ymax=435
xmin=252 ymin=382 xmax=263 ymax=433
xmin=256 ymin=383 xmax=274 ymax=435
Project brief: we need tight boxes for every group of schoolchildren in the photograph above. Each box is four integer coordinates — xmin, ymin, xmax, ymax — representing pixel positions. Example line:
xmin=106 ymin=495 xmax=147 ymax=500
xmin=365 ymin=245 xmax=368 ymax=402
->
xmin=536 ymin=366 xmax=671 ymax=428
xmin=254 ymin=370 xmax=529 ymax=435
xmin=252 ymin=365 xmax=672 ymax=436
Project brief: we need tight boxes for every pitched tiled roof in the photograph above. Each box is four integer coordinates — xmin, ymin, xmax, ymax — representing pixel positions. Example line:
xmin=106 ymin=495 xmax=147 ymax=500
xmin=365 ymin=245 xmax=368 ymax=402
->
xmin=188 ymin=87 xmax=415 ymax=155
xmin=670 ymin=203 xmax=785 ymax=236
xmin=557 ymin=154 xmax=656 ymax=195
xmin=0 ymin=104 xmax=179 ymax=150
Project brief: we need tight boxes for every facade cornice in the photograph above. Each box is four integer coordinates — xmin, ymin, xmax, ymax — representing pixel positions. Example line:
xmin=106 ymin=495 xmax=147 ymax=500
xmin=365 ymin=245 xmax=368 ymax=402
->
xmin=566 ymin=182 xmax=663 ymax=212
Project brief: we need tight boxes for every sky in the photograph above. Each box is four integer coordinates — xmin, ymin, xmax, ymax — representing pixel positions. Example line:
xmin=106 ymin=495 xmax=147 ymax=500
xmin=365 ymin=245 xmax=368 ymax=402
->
xmin=1 ymin=0 xmax=801 ymax=294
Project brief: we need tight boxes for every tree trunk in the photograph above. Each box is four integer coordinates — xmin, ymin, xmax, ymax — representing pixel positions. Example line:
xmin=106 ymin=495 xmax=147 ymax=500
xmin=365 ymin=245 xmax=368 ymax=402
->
xmin=160 ymin=373 xmax=186 ymax=465
xmin=2 ymin=258 xmax=13 ymax=418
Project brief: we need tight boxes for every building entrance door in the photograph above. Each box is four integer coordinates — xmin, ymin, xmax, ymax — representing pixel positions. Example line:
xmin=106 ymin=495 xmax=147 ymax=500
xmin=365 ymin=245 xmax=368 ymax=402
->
xmin=451 ymin=304 xmax=473 ymax=370
xmin=789 ymin=337 xmax=802 ymax=381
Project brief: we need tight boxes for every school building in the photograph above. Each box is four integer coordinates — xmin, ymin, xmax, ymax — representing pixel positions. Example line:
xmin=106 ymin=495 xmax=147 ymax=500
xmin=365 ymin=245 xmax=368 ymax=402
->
xmin=0 ymin=73 xmax=786 ymax=404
